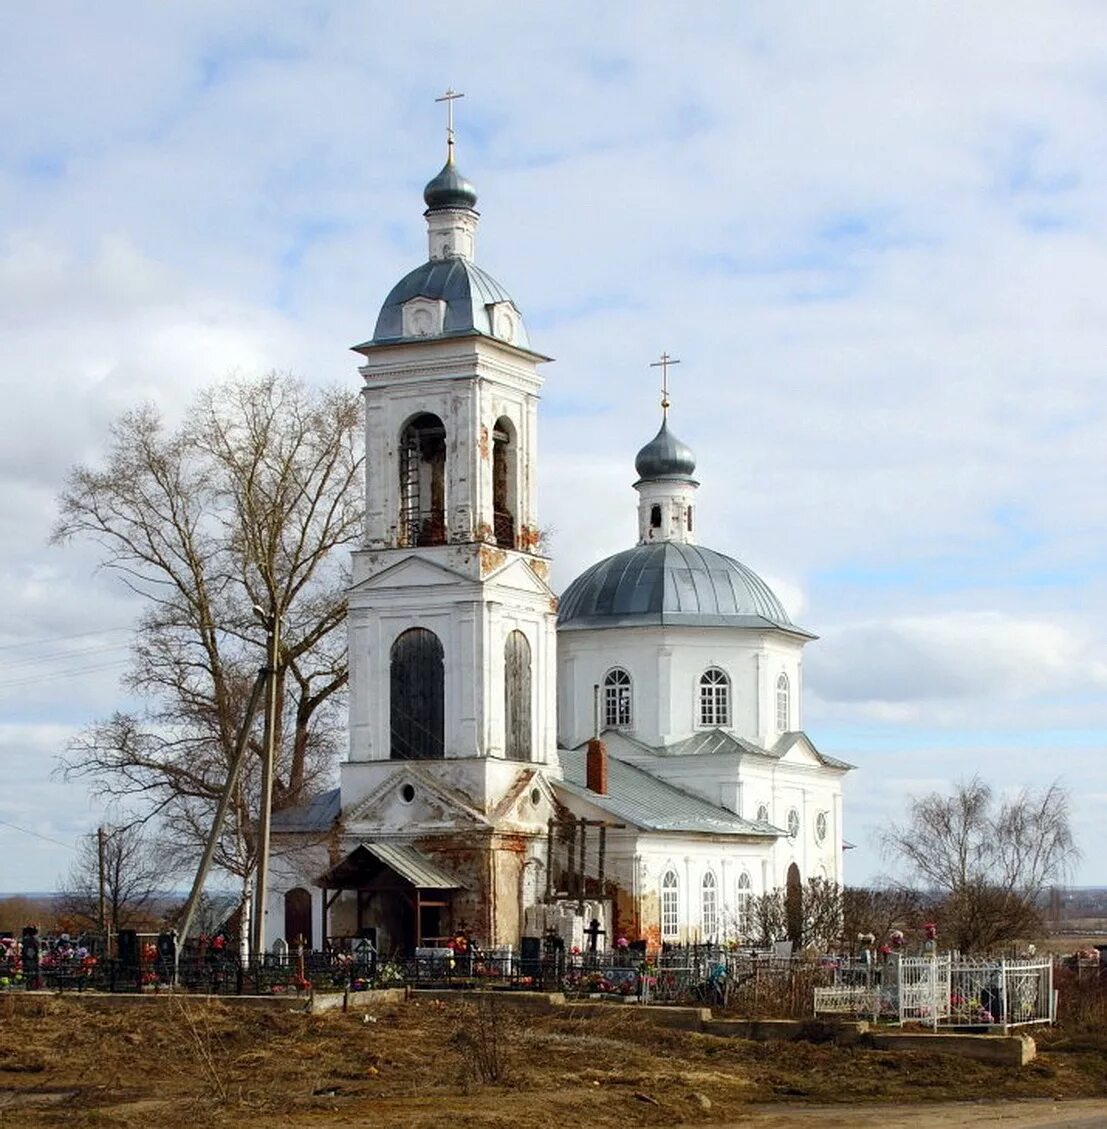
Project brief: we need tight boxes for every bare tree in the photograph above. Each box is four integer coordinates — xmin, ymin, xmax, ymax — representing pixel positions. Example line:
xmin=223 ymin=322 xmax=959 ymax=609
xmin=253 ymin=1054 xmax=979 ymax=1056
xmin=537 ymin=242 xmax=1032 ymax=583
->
xmin=879 ymin=776 xmax=1079 ymax=952
xmin=842 ymin=884 xmax=923 ymax=944
xmin=58 ymin=824 xmax=165 ymax=933
xmin=53 ymin=374 xmax=362 ymax=891
xmin=751 ymin=877 xmax=844 ymax=949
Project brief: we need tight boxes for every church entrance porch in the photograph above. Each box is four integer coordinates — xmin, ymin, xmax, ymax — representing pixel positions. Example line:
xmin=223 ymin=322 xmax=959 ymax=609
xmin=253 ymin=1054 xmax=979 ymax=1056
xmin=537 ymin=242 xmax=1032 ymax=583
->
xmin=318 ymin=842 xmax=464 ymax=957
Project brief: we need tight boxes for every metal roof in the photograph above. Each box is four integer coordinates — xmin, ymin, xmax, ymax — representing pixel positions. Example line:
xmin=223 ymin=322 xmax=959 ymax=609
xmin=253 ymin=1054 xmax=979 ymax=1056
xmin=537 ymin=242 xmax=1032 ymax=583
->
xmin=361 ymin=842 xmax=466 ymax=889
xmin=602 ymin=727 xmax=853 ymax=772
xmin=369 ymin=257 xmax=530 ymax=348
xmin=271 ymin=787 xmax=340 ymax=833
xmin=635 ymin=420 xmax=697 ymax=482
xmin=558 ymin=541 xmax=814 ymax=636
xmin=557 ymin=745 xmax=778 ymax=837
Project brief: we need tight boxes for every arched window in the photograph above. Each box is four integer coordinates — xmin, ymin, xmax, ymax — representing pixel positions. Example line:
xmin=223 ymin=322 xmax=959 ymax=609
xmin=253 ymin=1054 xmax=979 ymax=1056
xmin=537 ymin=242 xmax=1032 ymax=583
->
xmin=390 ymin=627 xmax=445 ymax=760
xmin=504 ymin=630 xmax=532 ymax=760
xmin=492 ymin=417 xmax=517 ymax=548
xmin=701 ymin=871 xmax=718 ymax=938
xmin=686 ymin=506 xmax=693 ymax=532
xmin=787 ymin=808 xmax=800 ymax=839
xmin=736 ymin=872 xmax=752 ymax=937
xmin=661 ymin=869 xmax=680 ymax=940
xmin=399 ymin=413 xmax=447 ymax=546
xmin=650 ymin=503 xmax=661 ymax=529
xmin=284 ymin=887 xmax=312 ymax=947
xmin=698 ymin=667 xmax=730 ymax=727
xmin=603 ymin=668 xmax=632 ymax=728
xmin=776 ymin=673 xmax=790 ymax=732
xmin=756 ymin=803 xmax=770 ymax=824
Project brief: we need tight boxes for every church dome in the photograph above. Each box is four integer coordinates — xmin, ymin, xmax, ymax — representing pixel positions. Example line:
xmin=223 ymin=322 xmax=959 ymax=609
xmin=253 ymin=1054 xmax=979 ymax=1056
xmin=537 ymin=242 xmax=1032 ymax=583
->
xmin=423 ymin=156 xmax=478 ymax=210
xmin=558 ymin=541 xmax=813 ymax=636
xmin=370 ymin=257 xmax=531 ymax=348
xmin=634 ymin=420 xmax=696 ymax=481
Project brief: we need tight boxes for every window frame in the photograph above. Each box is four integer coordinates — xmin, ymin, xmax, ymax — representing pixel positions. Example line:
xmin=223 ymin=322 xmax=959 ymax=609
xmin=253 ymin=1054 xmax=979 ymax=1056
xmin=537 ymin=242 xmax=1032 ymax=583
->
xmin=698 ymin=666 xmax=731 ymax=727
xmin=736 ymin=871 xmax=752 ymax=937
xmin=602 ymin=667 xmax=633 ymax=729
xmin=701 ymin=871 xmax=718 ymax=939
xmin=776 ymin=672 xmax=790 ymax=732
xmin=787 ymin=807 xmax=800 ymax=840
xmin=661 ymin=869 xmax=680 ymax=940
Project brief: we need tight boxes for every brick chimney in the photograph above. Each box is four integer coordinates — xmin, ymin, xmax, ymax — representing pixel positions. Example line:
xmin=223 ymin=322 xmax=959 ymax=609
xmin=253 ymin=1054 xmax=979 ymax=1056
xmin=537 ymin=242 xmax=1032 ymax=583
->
xmin=586 ymin=738 xmax=608 ymax=795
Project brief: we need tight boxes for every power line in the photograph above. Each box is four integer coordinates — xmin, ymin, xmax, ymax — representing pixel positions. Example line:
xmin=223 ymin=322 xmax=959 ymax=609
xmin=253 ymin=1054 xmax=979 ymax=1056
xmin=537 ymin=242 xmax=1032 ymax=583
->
xmin=0 ymin=627 xmax=132 ymax=653
xmin=0 ymin=818 xmax=75 ymax=850
xmin=0 ymin=657 xmax=131 ymax=693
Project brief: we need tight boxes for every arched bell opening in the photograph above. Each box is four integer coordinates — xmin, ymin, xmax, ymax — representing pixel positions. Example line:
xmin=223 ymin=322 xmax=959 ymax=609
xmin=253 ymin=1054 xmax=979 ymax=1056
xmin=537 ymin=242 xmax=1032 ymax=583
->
xmin=390 ymin=627 xmax=445 ymax=760
xmin=492 ymin=416 xmax=517 ymax=548
xmin=399 ymin=413 xmax=447 ymax=546
xmin=504 ymin=629 xmax=532 ymax=760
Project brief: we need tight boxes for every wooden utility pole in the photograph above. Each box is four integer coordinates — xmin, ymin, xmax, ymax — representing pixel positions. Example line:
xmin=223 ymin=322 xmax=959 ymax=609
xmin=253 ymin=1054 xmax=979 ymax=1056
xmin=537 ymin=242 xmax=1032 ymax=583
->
xmin=253 ymin=608 xmax=281 ymax=958
xmin=97 ymin=826 xmax=107 ymax=941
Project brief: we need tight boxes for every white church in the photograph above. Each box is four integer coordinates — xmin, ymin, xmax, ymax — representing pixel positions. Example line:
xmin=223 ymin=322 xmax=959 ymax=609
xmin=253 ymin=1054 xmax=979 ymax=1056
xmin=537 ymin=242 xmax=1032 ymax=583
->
xmin=268 ymin=121 xmax=851 ymax=956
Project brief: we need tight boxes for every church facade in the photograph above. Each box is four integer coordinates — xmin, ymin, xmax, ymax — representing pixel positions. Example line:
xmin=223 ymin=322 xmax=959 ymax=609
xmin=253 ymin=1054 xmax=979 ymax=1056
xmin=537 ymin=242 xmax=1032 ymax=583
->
xmin=266 ymin=131 xmax=851 ymax=956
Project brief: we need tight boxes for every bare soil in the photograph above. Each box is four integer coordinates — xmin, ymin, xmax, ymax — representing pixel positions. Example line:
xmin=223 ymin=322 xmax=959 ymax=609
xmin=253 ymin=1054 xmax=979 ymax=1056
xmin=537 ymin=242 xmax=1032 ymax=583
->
xmin=2 ymin=994 xmax=1106 ymax=1128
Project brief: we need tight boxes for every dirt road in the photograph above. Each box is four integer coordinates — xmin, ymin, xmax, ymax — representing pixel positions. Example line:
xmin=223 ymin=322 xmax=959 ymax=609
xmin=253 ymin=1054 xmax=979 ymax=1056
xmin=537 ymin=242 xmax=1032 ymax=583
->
xmin=713 ymin=1100 xmax=1107 ymax=1128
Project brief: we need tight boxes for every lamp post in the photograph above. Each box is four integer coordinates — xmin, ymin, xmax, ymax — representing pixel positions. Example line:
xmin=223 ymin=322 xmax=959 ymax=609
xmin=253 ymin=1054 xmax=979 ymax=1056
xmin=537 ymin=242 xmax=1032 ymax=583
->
xmin=252 ymin=605 xmax=281 ymax=959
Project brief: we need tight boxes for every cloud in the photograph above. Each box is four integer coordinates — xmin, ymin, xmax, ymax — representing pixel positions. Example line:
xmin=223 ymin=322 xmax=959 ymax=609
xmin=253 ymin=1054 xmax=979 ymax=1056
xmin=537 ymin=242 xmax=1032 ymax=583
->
xmin=3 ymin=3 xmax=1107 ymax=888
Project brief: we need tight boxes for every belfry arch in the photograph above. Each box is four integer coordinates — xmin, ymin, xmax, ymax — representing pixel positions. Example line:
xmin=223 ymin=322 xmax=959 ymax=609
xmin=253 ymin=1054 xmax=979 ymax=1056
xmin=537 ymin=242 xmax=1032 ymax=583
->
xmin=390 ymin=627 xmax=445 ymax=760
xmin=399 ymin=412 xmax=447 ymax=546
xmin=492 ymin=416 xmax=517 ymax=548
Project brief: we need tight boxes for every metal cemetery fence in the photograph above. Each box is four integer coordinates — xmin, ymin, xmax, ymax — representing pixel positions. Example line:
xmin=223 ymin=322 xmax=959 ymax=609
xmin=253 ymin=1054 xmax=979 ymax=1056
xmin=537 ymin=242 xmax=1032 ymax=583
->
xmin=0 ymin=931 xmax=1057 ymax=1029
xmin=812 ymin=954 xmax=1055 ymax=1031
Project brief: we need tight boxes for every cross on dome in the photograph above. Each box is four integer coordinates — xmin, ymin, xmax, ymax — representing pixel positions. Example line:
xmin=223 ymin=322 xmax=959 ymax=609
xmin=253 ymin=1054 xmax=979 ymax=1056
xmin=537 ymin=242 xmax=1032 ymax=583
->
xmin=649 ymin=351 xmax=681 ymax=419
xmin=435 ymin=87 xmax=465 ymax=159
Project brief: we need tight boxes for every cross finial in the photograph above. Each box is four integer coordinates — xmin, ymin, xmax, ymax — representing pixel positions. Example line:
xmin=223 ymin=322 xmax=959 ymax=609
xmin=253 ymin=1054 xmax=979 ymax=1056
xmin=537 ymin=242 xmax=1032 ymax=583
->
xmin=649 ymin=352 xmax=681 ymax=419
xmin=435 ymin=88 xmax=465 ymax=159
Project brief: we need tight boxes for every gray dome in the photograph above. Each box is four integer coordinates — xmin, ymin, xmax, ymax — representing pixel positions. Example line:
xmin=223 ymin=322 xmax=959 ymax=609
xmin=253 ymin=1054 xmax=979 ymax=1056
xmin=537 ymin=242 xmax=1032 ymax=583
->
xmin=371 ymin=258 xmax=530 ymax=348
xmin=635 ymin=420 xmax=696 ymax=481
xmin=558 ymin=541 xmax=813 ymax=636
xmin=424 ymin=156 xmax=478 ymax=210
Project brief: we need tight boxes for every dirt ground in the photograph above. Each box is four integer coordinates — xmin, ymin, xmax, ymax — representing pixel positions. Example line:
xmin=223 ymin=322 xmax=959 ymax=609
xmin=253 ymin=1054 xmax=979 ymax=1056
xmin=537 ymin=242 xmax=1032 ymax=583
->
xmin=2 ymin=994 xmax=1107 ymax=1128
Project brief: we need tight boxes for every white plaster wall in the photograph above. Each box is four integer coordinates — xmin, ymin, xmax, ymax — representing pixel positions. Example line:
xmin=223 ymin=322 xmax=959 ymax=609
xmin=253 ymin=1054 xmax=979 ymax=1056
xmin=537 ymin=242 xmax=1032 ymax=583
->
xmin=558 ymin=625 xmax=806 ymax=749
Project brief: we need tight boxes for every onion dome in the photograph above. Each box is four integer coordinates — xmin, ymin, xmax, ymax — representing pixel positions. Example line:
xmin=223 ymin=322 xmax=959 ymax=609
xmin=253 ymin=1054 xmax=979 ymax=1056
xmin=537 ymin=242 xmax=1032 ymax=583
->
xmin=423 ymin=155 xmax=478 ymax=211
xmin=558 ymin=541 xmax=813 ymax=637
xmin=634 ymin=420 xmax=697 ymax=482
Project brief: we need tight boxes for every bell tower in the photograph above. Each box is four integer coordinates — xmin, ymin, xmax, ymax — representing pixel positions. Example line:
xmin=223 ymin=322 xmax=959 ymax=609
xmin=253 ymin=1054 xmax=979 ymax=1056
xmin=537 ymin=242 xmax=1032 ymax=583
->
xmin=342 ymin=103 xmax=560 ymax=829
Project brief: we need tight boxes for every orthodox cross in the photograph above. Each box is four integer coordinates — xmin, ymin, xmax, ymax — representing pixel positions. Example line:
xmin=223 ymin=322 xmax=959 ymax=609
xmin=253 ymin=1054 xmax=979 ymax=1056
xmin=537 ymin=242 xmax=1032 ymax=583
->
xmin=649 ymin=351 xmax=680 ymax=419
xmin=584 ymin=918 xmax=606 ymax=954
xmin=435 ymin=87 xmax=465 ymax=156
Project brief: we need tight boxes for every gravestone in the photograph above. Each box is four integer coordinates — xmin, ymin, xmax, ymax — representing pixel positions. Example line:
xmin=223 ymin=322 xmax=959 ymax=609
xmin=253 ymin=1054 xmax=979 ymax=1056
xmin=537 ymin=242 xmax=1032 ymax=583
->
xmin=118 ymin=929 xmax=139 ymax=968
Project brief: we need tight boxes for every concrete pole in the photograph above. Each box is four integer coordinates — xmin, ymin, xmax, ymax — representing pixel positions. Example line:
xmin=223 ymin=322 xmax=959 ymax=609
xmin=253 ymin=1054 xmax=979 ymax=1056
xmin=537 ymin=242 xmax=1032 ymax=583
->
xmin=252 ymin=609 xmax=281 ymax=958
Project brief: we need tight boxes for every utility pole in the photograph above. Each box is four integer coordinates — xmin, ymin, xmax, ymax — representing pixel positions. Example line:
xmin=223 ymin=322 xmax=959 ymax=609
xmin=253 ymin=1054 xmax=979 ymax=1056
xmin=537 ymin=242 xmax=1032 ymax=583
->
xmin=97 ymin=826 xmax=107 ymax=948
xmin=252 ymin=606 xmax=281 ymax=958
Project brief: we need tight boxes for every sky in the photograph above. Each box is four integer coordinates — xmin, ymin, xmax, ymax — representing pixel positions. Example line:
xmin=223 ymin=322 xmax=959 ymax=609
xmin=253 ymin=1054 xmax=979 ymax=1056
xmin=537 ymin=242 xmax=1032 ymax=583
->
xmin=2 ymin=1 xmax=1107 ymax=893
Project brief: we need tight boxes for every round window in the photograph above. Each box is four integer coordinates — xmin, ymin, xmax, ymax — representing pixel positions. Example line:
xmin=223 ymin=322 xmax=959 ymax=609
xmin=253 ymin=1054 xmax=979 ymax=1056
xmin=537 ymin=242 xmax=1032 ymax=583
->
xmin=530 ymin=787 xmax=542 ymax=806
xmin=787 ymin=808 xmax=800 ymax=839
xmin=815 ymin=811 xmax=828 ymax=844
xmin=399 ymin=783 xmax=416 ymax=804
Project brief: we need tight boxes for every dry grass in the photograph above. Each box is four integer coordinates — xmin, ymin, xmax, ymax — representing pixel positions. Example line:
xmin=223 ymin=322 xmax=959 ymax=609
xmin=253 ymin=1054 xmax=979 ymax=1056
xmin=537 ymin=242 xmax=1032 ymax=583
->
xmin=1 ymin=992 xmax=1105 ymax=1128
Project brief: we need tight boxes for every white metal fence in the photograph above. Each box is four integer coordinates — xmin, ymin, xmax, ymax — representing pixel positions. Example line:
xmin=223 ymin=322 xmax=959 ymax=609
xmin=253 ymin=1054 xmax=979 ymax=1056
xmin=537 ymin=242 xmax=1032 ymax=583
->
xmin=813 ymin=955 xmax=1054 ymax=1030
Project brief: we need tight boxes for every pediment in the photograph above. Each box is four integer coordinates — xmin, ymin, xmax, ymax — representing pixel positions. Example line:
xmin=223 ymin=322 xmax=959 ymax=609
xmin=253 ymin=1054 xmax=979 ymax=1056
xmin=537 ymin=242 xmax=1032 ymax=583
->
xmin=351 ymin=554 xmax=473 ymax=593
xmin=775 ymin=732 xmax=822 ymax=767
xmin=490 ymin=767 xmax=560 ymax=824
xmin=483 ymin=555 xmax=555 ymax=597
xmin=343 ymin=766 xmax=490 ymax=833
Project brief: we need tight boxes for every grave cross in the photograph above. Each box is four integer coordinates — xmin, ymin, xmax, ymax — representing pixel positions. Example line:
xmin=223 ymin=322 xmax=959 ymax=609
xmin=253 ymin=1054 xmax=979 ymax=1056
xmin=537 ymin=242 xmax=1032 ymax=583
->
xmin=649 ymin=351 xmax=680 ymax=419
xmin=584 ymin=917 xmax=606 ymax=954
